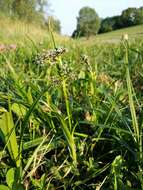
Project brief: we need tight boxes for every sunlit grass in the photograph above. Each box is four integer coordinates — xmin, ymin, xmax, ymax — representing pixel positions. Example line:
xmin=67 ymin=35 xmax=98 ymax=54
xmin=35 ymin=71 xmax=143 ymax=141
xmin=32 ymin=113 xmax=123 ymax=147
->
xmin=0 ymin=19 xmax=143 ymax=189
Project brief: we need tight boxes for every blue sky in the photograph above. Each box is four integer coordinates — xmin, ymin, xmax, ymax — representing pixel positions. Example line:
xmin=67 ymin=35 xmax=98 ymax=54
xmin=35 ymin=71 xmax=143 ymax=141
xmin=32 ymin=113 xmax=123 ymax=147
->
xmin=50 ymin=0 xmax=143 ymax=35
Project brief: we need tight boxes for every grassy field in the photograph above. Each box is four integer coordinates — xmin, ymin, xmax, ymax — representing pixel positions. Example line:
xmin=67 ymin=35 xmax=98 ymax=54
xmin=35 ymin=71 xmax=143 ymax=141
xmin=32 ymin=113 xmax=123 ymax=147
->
xmin=0 ymin=20 xmax=143 ymax=190
xmin=81 ymin=24 xmax=143 ymax=44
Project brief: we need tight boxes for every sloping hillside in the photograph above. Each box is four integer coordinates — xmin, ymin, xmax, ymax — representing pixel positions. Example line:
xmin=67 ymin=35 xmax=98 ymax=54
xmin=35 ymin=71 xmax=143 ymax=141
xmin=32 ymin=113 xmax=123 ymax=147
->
xmin=83 ymin=25 xmax=143 ymax=43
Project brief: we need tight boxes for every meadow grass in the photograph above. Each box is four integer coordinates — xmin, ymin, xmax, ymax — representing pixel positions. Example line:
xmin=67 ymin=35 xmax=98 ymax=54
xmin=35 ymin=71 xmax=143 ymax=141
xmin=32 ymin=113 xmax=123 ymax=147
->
xmin=0 ymin=20 xmax=143 ymax=189
xmin=81 ymin=24 xmax=143 ymax=44
xmin=0 ymin=16 xmax=51 ymax=45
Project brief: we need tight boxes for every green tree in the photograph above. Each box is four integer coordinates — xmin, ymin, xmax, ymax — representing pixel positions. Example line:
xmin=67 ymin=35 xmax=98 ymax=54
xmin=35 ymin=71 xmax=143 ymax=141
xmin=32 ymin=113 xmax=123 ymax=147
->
xmin=37 ymin=0 xmax=48 ymax=12
xmin=134 ymin=7 xmax=143 ymax=25
xmin=121 ymin=8 xmax=137 ymax=27
xmin=12 ymin=0 xmax=35 ymax=20
xmin=0 ymin=0 xmax=14 ymax=15
xmin=99 ymin=17 xmax=113 ymax=33
xmin=73 ymin=6 xmax=100 ymax=38
xmin=99 ymin=16 xmax=122 ymax=33
xmin=12 ymin=0 xmax=45 ymax=22
xmin=0 ymin=0 xmax=48 ymax=23
xmin=99 ymin=6 xmax=143 ymax=34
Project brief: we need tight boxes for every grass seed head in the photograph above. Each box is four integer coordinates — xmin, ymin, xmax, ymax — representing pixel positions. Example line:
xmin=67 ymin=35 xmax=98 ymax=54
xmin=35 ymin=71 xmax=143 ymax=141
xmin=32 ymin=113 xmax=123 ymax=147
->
xmin=35 ymin=47 xmax=68 ymax=64
xmin=81 ymin=54 xmax=90 ymax=65
xmin=122 ymin=33 xmax=129 ymax=41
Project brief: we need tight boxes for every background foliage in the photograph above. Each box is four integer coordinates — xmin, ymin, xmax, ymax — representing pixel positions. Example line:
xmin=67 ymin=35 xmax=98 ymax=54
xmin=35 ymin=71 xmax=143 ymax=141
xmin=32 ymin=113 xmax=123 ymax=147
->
xmin=0 ymin=0 xmax=61 ymax=33
xmin=99 ymin=7 xmax=143 ymax=33
xmin=72 ymin=7 xmax=100 ymax=38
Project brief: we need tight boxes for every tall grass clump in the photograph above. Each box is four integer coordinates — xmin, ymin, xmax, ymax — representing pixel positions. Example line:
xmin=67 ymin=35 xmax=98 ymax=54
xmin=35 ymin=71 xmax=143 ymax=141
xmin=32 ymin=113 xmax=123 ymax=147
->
xmin=123 ymin=39 xmax=143 ymax=189
xmin=0 ymin=28 xmax=142 ymax=189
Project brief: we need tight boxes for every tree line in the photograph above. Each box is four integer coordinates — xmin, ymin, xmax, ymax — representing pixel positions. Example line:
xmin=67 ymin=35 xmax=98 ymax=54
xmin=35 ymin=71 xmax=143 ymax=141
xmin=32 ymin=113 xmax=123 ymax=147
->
xmin=99 ymin=7 xmax=143 ymax=33
xmin=72 ymin=6 xmax=143 ymax=38
xmin=0 ymin=0 xmax=61 ymax=33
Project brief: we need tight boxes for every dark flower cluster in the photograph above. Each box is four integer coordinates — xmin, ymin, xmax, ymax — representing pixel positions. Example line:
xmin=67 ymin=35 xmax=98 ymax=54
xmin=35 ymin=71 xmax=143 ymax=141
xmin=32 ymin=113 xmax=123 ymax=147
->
xmin=81 ymin=54 xmax=90 ymax=65
xmin=35 ymin=47 xmax=68 ymax=65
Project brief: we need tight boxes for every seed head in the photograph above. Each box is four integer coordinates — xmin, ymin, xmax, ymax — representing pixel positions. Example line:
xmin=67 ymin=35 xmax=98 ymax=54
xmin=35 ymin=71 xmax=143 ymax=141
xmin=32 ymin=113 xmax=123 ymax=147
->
xmin=35 ymin=47 xmax=68 ymax=64
xmin=122 ymin=33 xmax=129 ymax=41
xmin=81 ymin=54 xmax=90 ymax=65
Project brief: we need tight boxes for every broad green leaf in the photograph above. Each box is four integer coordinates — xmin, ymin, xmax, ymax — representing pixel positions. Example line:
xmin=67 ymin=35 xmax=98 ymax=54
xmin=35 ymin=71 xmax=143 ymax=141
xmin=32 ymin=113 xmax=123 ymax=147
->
xmin=6 ymin=168 xmax=15 ymax=188
xmin=6 ymin=168 xmax=24 ymax=190
xmin=0 ymin=111 xmax=20 ymax=167
xmin=0 ymin=185 xmax=10 ymax=190
xmin=11 ymin=103 xmax=26 ymax=117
